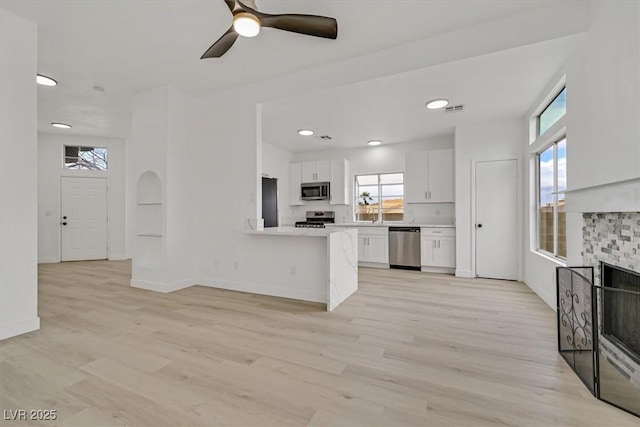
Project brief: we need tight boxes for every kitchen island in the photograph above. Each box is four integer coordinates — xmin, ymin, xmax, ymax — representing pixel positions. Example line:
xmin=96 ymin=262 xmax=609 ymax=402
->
xmin=242 ymin=227 xmax=357 ymax=311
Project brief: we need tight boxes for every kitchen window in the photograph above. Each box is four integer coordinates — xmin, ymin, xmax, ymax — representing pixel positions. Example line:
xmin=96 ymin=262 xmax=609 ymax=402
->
xmin=355 ymin=173 xmax=404 ymax=222
xmin=64 ymin=146 xmax=108 ymax=171
xmin=537 ymin=137 xmax=566 ymax=259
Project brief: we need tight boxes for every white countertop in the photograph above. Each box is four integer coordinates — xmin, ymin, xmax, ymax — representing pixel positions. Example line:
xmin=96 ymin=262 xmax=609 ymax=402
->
xmin=327 ymin=223 xmax=455 ymax=228
xmin=242 ymin=227 xmax=350 ymax=237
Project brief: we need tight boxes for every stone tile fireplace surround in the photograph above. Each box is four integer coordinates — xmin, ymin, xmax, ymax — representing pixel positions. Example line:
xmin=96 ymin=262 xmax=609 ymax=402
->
xmin=582 ymin=212 xmax=640 ymax=397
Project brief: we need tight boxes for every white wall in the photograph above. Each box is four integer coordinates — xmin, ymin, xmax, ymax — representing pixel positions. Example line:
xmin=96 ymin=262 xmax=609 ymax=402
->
xmin=38 ymin=133 xmax=127 ymax=262
xmin=0 ymin=10 xmax=39 ymax=340
xmin=454 ymin=120 xmax=523 ymax=280
xmin=522 ymin=1 xmax=640 ymax=309
xmin=289 ymin=137 xmax=455 ymax=224
xmin=129 ymin=86 xmax=197 ymax=290
xmin=262 ymin=142 xmax=294 ymax=223
xmin=566 ymin=1 xmax=640 ymax=193
xmin=139 ymin=2 xmax=592 ymax=296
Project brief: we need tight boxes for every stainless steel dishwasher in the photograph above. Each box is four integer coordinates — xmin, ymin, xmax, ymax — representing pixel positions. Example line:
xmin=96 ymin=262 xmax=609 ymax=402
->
xmin=389 ymin=227 xmax=421 ymax=270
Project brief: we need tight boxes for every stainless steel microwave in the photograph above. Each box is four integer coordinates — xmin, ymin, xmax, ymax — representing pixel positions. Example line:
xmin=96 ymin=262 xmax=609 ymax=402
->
xmin=301 ymin=182 xmax=330 ymax=201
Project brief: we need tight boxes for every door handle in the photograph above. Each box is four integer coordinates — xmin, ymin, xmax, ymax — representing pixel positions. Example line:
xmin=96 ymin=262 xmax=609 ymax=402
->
xmin=63 ymin=216 xmax=67 ymax=219
xmin=62 ymin=222 xmax=67 ymax=226
xmin=476 ymin=224 xmax=483 ymax=228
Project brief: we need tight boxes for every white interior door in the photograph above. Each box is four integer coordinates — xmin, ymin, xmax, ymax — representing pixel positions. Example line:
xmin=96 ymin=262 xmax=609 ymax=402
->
xmin=475 ymin=160 xmax=517 ymax=280
xmin=61 ymin=177 xmax=107 ymax=261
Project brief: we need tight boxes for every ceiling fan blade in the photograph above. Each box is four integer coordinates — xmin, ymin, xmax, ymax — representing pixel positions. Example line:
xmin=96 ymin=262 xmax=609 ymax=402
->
xmin=201 ymin=27 xmax=239 ymax=59
xmin=259 ymin=13 xmax=338 ymax=40
xmin=224 ymin=0 xmax=235 ymax=12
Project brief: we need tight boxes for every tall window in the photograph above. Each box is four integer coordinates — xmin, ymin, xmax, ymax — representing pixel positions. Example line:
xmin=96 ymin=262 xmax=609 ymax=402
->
xmin=355 ymin=173 xmax=404 ymax=222
xmin=538 ymin=138 xmax=566 ymax=258
xmin=64 ymin=146 xmax=108 ymax=170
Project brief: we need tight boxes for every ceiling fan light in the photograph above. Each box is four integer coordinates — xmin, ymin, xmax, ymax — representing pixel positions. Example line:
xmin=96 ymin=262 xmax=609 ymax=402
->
xmin=298 ymin=129 xmax=314 ymax=136
xmin=426 ymin=98 xmax=449 ymax=110
xmin=368 ymin=140 xmax=382 ymax=146
xmin=51 ymin=122 xmax=72 ymax=129
xmin=36 ymin=74 xmax=57 ymax=86
xmin=233 ymin=12 xmax=261 ymax=37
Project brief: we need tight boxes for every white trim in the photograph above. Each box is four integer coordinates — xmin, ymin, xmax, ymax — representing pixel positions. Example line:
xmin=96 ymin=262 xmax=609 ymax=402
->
xmin=0 ymin=317 xmax=40 ymax=340
xmin=38 ymin=257 xmax=60 ymax=264
xmin=358 ymin=262 xmax=389 ymax=269
xmin=455 ymin=269 xmax=475 ymax=278
xmin=523 ymin=275 xmax=556 ymax=310
xmin=421 ymin=266 xmax=455 ymax=274
xmin=130 ymin=278 xmax=195 ymax=293
xmin=108 ymin=254 xmax=130 ymax=261
xmin=531 ymin=249 xmax=567 ymax=267
xmin=198 ymin=278 xmax=326 ymax=304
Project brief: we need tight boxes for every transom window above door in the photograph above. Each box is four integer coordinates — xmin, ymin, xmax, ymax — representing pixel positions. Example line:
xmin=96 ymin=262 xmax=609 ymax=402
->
xmin=64 ymin=146 xmax=108 ymax=171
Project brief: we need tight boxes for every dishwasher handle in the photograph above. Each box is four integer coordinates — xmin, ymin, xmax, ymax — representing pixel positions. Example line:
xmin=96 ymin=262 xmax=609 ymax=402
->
xmin=389 ymin=227 xmax=420 ymax=233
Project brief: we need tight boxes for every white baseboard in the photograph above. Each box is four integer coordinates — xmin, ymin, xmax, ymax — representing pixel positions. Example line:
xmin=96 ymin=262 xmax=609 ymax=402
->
xmin=38 ymin=257 xmax=59 ymax=264
xmin=130 ymin=278 xmax=196 ymax=293
xmin=455 ymin=269 xmax=475 ymax=278
xmin=358 ymin=262 xmax=390 ymax=269
xmin=422 ymin=266 xmax=455 ymax=274
xmin=108 ymin=254 xmax=130 ymax=261
xmin=198 ymin=278 xmax=326 ymax=304
xmin=523 ymin=276 xmax=556 ymax=310
xmin=0 ymin=317 xmax=40 ymax=340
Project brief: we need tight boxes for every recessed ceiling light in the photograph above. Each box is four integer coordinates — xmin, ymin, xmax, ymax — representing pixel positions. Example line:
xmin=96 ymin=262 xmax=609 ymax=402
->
xmin=368 ymin=140 xmax=382 ymax=146
xmin=298 ymin=129 xmax=314 ymax=136
xmin=36 ymin=74 xmax=57 ymax=86
xmin=51 ymin=122 xmax=72 ymax=129
xmin=426 ymin=98 xmax=449 ymax=110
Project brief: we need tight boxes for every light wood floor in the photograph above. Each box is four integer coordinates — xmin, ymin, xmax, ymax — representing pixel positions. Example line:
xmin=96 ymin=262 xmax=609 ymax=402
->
xmin=1 ymin=260 xmax=638 ymax=426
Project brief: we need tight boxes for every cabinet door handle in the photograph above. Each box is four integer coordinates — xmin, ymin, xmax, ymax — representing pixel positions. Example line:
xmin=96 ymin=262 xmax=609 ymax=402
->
xmin=433 ymin=240 xmax=436 ymax=249
xmin=437 ymin=240 xmax=440 ymax=248
xmin=425 ymin=191 xmax=428 ymax=200
xmin=428 ymin=191 xmax=432 ymax=200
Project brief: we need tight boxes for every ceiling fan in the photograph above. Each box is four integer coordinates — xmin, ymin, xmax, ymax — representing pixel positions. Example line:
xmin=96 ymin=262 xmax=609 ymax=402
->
xmin=201 ymin=0 xmax=338 ymax=59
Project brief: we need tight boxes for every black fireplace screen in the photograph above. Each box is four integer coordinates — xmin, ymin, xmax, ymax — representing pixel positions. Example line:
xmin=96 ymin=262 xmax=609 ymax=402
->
xmin=556 ymin=266 xmax=640 ymax=419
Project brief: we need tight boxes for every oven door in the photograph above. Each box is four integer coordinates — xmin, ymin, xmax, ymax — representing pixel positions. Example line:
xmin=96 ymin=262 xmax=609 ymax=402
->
xmin=301 ymin=182 xmax=329 ymax=200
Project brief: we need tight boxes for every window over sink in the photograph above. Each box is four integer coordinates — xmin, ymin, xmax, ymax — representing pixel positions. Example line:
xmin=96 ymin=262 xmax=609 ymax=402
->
xmin=354 ymin=173 xmax=404 ymax=222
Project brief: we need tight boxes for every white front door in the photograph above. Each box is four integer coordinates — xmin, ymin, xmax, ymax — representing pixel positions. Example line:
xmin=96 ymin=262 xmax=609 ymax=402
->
xmin=475 ymin=159 xmax=518 ymax=280
xmin=61 ymin=177 xmax=107 ymax=261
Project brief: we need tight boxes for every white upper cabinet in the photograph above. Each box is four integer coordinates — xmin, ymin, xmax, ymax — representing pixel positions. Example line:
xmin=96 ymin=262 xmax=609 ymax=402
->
xmin=302 ymin=161 xmax=330 ymax=183
xmin=329 ymin=159 xmax=349 ymax=205
xmin=405 ymin=149 xmax=454 ymax=203
xmin=291 ymin=159 xmax=349 ymax=205
xmin=289 ymin=163 xmax=304 ymax=205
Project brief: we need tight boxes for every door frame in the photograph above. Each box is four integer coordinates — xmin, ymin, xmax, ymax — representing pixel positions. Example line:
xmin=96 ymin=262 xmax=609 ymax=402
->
xmin=60 ymin=176 xmax=109 ymax=261
xmin=471 ymin=158 xmax=520 ymax=280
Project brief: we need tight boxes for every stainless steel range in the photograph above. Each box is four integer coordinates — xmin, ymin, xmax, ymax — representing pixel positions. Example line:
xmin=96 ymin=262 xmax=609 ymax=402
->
xmin=294 ymin=211 xmax=335 ymax=228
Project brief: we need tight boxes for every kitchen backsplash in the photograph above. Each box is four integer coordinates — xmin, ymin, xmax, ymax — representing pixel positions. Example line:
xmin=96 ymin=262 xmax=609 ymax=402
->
xmin=286 ymin=202 xmax=455 ymax=225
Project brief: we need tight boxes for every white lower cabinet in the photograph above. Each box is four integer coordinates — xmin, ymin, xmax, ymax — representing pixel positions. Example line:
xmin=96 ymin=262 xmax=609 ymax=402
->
xmin=420 ymin=228 xmax=455 ymax=269
xmin=357 ymin=227 xmax=389 ymax=264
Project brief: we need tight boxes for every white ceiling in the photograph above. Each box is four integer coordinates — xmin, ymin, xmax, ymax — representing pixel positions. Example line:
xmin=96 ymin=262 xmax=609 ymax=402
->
xmin=1 ymin=0 xmax=563 ymax=140
xmin=262 ymin=35 xmax=579 ymax=152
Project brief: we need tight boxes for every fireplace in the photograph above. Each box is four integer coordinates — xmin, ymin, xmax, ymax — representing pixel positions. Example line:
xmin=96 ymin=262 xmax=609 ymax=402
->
xmin=601 ymin=262 xmax=640 ymax=364
xmin=580 ymin=212 xmax=640 ymax=418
